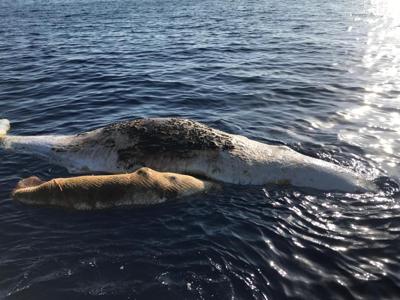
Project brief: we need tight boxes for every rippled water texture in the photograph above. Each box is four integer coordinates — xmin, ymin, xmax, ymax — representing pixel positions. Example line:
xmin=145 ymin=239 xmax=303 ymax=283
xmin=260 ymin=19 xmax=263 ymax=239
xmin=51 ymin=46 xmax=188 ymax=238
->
xmin=1 ymin=0 xmax=400 ymax=299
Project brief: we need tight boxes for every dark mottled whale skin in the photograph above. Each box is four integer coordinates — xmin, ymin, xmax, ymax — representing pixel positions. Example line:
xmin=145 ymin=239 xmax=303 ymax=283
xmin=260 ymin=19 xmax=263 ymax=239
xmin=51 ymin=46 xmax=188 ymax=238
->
xmin=1 ymin=118 xmax=376 ymax=192
xmin=82 ymin=118 xmax=234 ymax=170
xmin=48 ymin=118 xmax=236 ymax=175
xmin=112 ymin=118 xmax=234 ymax=164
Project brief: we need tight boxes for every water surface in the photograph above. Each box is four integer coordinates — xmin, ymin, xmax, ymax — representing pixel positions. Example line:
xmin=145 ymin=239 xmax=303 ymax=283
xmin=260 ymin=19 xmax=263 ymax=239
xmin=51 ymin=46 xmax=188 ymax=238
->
xmin=1 ymin=0 xmax=399 ymax=299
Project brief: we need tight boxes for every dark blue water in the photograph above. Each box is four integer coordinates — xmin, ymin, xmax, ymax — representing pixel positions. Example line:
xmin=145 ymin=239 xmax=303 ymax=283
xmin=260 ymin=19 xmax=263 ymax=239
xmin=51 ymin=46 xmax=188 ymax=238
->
xmin=1 ymin=0 xmax=400 ymax=299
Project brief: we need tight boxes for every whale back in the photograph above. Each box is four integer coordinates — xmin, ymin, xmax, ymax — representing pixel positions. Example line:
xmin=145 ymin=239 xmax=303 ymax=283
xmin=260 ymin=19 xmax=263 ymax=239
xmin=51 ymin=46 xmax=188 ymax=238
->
xmin=104 ymin=118 xmax=234 ymax=156
xmin=66 ymin=118 xmax=236 ymax=173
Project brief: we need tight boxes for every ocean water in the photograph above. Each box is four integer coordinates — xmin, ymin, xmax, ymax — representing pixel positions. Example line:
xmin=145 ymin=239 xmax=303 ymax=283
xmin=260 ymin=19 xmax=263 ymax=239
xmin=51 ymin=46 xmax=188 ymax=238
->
xmin=1 ymin=0 xmax=400 ymax=299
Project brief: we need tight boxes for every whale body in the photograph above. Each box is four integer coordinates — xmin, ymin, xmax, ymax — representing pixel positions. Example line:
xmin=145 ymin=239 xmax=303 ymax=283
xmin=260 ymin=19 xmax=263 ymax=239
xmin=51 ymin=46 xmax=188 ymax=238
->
xmin=0 ymin=118 xmax=375 ymax=192
xmin=12 ymin=167 xmax=215 ymax=210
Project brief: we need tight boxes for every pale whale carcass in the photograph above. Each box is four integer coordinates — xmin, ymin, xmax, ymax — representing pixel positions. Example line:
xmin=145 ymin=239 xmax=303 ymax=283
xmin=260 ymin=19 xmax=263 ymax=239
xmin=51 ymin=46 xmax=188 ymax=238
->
xmin=0 ymin=118 xmax=376 ymax=192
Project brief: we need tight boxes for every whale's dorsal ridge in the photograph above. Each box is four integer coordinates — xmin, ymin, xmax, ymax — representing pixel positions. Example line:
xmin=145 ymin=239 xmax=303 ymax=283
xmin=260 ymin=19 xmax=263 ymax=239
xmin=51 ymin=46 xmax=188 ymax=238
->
xmin=100 ymin=118 xmax=236 ymax=153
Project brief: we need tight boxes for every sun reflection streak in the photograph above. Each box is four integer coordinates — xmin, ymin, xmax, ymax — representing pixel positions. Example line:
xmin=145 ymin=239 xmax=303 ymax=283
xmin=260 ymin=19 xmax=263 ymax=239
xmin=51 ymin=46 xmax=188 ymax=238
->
xmin=338 ymin=0 xmax=400 ymax=177
xmin=370 ymin=0 xmax=400 ymax=18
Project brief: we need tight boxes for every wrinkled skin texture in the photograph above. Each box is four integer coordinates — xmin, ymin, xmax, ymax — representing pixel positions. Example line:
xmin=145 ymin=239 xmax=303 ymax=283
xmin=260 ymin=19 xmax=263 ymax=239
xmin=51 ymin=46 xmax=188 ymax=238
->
xmin=12 ymin=167 xmax=215 ymax=210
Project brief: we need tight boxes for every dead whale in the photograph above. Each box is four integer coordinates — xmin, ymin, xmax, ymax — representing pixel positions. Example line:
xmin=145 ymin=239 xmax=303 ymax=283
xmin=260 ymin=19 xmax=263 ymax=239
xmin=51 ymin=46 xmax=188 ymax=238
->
xmin=12 ymin=167 xmax=215 ymax=209
xmin=1 ymin=118 xmax=376 ymax=192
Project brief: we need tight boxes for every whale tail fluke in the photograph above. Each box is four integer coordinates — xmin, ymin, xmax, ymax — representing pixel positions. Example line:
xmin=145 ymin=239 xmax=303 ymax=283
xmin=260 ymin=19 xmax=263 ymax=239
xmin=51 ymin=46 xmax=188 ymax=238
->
xmin=0 ymin=119 xmax=10 ymax=137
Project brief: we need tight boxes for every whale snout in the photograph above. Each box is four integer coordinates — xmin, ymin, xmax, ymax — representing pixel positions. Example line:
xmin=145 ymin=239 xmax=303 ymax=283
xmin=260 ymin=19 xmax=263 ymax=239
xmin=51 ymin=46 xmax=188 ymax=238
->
xmin=14 ymin=176 xmax=44 ymax=190
xmin=12 ymin=176 xmax=71 ymax=208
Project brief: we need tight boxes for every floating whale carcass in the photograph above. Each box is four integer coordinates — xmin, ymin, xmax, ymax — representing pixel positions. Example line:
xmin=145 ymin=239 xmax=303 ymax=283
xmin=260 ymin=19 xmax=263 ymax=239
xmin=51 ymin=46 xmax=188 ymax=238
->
xmin=0 ymin=118 xmax=376 ymax=192
xmin=12 ymin=167 xmax=215 ymax=210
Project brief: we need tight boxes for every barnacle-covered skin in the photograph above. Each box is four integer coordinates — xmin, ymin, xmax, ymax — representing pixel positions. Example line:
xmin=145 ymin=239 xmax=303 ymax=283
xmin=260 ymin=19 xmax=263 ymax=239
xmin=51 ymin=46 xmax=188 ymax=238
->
xmin=2 ymin=118 xmax=376 ymax=192
xmin=12 ymin=167 xmax=215 ymax=210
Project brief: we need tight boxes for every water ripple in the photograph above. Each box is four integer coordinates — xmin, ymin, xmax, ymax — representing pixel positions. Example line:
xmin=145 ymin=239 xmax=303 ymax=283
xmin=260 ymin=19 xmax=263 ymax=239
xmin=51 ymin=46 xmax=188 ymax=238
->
xmin=1 ymin=0 xmax=400 ymax=299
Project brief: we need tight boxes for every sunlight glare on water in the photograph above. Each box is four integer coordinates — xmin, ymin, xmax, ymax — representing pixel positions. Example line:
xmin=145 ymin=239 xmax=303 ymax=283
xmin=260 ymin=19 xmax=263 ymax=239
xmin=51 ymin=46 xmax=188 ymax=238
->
xmin=1 ymin=0 xmax=400 ymax=299
xmin=338 ymin=0 xmax=400 ymax=178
